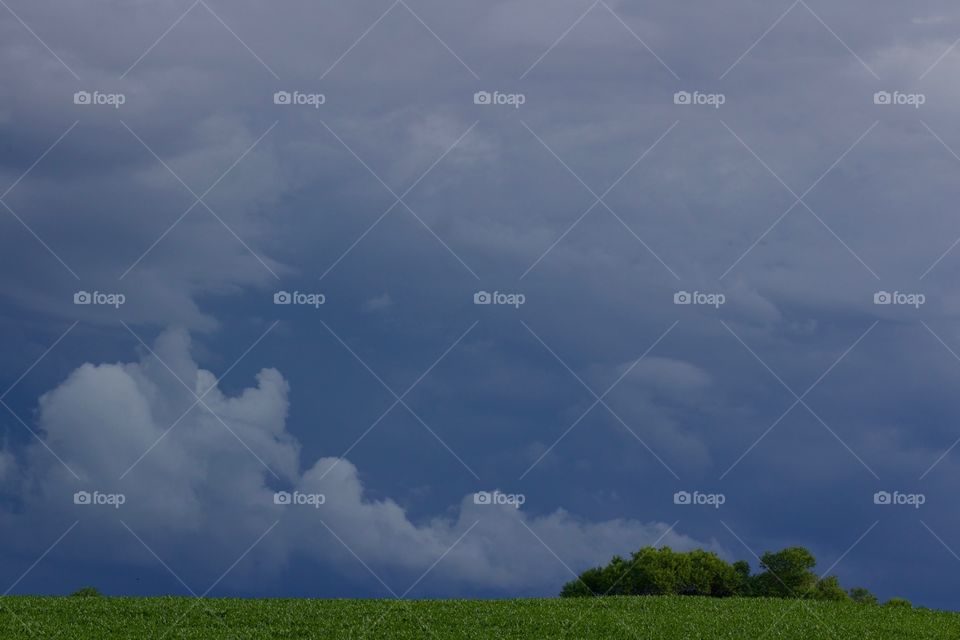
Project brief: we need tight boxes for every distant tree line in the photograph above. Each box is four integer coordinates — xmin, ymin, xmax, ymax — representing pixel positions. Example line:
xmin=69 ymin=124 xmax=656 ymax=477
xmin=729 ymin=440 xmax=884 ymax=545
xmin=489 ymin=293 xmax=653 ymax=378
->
xmin=560 ymin=546 xmax=905 ymax=606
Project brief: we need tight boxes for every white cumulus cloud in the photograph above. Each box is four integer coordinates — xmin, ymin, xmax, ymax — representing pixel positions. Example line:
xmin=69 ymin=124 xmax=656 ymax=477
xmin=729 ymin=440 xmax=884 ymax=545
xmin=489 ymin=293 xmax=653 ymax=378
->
xmin=0 ymin=329 xmax=719 ymax=595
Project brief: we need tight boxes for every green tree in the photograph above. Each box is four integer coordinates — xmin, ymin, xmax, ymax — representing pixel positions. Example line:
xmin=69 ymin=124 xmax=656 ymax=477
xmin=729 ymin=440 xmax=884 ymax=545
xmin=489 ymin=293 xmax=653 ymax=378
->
xmin=753 ymin=547 xmax=817 ymax=598
xmin=559 ymin=577 xmax=594 ymax=598
xmin=562 ymin=547 xmax=746 ymax=598
xmin=884 ymin=597 xmax=912 ymax=608
xmin=812 ymin=576 xmax=849 ymax=601
xmin=622 ymin=547 xmax=676 ymax=595
xmin=561 ymin=566 xmax=603 ymax=596
xmin=732 ymin=560 xmax=752 ymax=596
xmin=603 ymin=555 xmax=630 ymax=595
xmin=559 ymin=544 xmax=872 ymax=603
xmin=848 ymin=587 xmax=878 ymax=605
xmin=683 ymin=550 xmax=741 ymax=597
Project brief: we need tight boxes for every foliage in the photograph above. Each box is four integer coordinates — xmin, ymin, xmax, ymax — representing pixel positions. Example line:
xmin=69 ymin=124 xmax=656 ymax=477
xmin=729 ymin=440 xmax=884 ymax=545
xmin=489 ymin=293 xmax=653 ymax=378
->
xmin=849 ymin=587 xmax=878 ymax=605
xmin=753 ymin=547 xmax=817 ymax=598
xmin=562 ymin=545 xmax=868 ymax=604
xmin=885 ymin=597 xmax=912 ymax=608
xmin=811 ymin=576 xmax=849 ymax=601
xmin=562 ymin=547 xmax=742 ymax=598
xmin=69 ymin=587 xmax=102 ymax=598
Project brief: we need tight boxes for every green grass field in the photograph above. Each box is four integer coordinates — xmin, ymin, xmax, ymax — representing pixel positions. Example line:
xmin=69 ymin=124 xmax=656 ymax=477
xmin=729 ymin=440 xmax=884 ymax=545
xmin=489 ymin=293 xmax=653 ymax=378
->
xmin=1 ymin=595 xmax=958 ymax=639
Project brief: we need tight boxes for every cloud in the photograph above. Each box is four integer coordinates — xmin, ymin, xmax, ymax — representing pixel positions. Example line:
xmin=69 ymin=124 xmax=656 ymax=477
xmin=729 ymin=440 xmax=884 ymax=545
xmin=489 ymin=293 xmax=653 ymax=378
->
xmin=362 ymin=293 xmax=394 ymax=312
xmin=0 ymin=329 xmax=715 ymax=595
xmin=0 ymin=449 xmax=15 ymax=484
xmin=618 ymin=357 xmax=713 ymax=396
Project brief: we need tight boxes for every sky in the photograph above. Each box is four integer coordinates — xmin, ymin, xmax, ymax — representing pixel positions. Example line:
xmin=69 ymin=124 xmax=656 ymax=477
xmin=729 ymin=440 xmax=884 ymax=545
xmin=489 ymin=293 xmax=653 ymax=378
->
xmin=2 ymin=0 xmax=960 ymax=614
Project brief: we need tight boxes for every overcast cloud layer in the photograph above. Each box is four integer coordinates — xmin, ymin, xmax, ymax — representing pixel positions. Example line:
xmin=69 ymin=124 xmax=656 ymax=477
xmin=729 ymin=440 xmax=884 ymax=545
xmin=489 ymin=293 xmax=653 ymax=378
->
xmin=2 ymin=0 xmax=960 ymax=611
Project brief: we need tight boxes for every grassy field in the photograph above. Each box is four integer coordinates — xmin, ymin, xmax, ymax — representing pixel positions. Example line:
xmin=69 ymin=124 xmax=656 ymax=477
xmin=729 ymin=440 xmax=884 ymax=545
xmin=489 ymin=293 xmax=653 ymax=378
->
xmin=1 ymin=595 xmax=958 ymax=639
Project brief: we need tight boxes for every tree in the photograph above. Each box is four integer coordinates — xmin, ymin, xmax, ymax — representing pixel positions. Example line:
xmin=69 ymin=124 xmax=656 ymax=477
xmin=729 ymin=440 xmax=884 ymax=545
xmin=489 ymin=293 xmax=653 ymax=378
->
xmin=624 ymin=547 xmax=682 ymax=595
xmin=732 ymin=560 xmax=752 ymax=596
xmin=848 ymin=587 xmax=878 ymax=605
xmin=559 ymin=545 xmax=872 ymax=603
xmin=753 ymin=547 xmax=817 ymax=598
xmin=561 ymin=547 xmax=745 ymax=598
xmin=812 ymin=576 xmax=849 ymax=601
xmin=884 ymin=597 xmax=912 ymax=608
xmin=561 ymin=566 xmax=607 ymax=597
xmin=683 ymin=550 xmax=741 ymax=597
xmin=559 ymin=577 xmax=594 ymax=598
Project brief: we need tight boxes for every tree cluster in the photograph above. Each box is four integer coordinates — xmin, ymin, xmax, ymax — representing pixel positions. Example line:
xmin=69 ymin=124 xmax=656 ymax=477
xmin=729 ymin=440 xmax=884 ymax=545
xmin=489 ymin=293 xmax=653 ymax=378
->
xmin=560 ymin=546 xmax=895 ymax=605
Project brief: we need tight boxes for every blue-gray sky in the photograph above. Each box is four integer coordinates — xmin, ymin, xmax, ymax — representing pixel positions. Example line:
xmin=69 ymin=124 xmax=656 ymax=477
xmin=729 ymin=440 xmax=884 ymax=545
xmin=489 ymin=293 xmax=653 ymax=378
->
xmin=2 ymin=0 xmax=960 ymax=612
